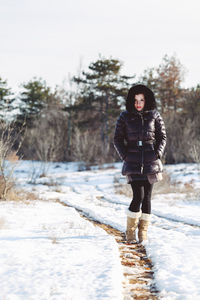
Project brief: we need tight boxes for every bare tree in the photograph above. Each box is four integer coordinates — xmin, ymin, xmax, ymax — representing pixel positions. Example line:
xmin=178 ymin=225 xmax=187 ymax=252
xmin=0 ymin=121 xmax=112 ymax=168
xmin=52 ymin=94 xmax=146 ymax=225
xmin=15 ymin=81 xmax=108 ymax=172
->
xmin=0 ymin=121 xmax=24 ymax=200
xmin=72 ymin=128 xmax=100 ymax=164
xmin=25 ymin=108 xmax=69 ymax=165
xmin=191 ymin=141 xmax=200 ymax=175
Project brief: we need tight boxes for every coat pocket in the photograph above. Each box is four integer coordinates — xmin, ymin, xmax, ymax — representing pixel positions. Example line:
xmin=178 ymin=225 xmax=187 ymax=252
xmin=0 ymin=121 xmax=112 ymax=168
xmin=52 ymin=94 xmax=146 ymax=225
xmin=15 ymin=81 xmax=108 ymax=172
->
xmin=144 ymin=150 xmax=157 ymax=163
xmin=122 ymin=161 xmax=140 ymax=175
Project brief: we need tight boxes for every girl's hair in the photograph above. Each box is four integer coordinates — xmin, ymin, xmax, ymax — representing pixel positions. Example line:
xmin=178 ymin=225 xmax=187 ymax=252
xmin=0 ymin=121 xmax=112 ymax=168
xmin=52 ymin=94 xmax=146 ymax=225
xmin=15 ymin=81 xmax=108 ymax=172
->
xmin=126 ymin=84 xmax=157 ymax=112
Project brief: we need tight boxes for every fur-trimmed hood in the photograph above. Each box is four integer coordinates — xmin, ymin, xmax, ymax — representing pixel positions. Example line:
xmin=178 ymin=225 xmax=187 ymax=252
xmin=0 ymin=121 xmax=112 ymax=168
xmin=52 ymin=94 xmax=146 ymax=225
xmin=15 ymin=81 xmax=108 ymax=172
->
xmin=126 ymin=84 xmax=157 ymax=113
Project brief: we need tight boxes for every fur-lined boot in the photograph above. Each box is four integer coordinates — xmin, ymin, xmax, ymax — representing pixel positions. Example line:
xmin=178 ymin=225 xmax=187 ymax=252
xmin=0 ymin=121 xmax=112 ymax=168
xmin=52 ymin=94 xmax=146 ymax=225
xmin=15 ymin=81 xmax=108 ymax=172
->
xmin=126 ymin=210 xmax=141 ymax=243
xmin=138 ymin=213 xmax=151 ymax=243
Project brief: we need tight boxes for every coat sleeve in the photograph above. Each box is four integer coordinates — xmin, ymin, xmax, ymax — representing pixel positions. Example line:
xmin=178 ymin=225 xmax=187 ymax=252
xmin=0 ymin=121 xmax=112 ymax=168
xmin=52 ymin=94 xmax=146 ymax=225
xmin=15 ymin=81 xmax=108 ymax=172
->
xmin=113 ymin=112 xmax=127 ymax=161
xmin=154 ymin=112 xmax=167 ymax=159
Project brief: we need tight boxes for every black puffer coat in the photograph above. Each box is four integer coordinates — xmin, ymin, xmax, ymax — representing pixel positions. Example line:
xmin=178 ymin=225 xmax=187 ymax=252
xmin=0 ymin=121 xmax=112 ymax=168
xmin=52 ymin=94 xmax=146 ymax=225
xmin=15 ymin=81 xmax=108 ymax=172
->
xmin=114 ymin=84 xmax=167 ymax=175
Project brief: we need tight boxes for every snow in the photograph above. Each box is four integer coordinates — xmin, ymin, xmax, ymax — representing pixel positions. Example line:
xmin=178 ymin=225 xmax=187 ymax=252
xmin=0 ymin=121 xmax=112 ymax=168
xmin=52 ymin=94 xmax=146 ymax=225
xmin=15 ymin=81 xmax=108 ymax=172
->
xmin=1 ymin=160 xmax=200 ymax=299
xmin=0 ymin=200 xmax=122 ymax=300
xmin=165 ymin=162 xmax=200 ymax=188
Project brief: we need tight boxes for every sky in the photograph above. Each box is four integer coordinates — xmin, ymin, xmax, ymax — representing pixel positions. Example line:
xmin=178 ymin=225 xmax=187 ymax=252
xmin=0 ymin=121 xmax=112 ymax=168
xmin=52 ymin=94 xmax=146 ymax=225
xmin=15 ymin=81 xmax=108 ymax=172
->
xmin=1 ymin=0 xmax=200 ymax=94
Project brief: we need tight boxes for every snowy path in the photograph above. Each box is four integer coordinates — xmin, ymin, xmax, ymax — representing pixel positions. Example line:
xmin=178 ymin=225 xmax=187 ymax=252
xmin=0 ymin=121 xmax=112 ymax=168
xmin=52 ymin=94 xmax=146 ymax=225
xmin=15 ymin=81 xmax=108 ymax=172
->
xmin=30 ymin=167 xmax=200 ymax=300
xmin=0 ymin=200 xmax=122 ymax=300
xmin=15 ymin=161 xmax=200 ymax=299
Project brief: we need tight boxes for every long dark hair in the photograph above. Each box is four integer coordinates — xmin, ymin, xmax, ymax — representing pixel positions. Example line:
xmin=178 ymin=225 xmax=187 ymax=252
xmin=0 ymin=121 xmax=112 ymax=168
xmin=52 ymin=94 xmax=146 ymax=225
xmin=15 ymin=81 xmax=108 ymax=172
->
xmin=126 ymin=84 xmax=157 ymax=112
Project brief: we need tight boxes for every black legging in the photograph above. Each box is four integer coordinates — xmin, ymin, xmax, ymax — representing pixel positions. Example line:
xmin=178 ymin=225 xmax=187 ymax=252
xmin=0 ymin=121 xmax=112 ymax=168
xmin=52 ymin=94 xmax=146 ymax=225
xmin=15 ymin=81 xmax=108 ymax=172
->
xmin=129 ymin=180 xmax=154 ymax=214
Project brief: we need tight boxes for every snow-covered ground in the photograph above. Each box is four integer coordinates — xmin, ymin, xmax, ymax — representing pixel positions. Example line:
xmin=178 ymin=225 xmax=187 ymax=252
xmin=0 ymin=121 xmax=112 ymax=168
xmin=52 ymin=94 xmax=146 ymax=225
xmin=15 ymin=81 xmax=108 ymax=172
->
xmin=1 ymin=160 xmax=200 ymax=299
xmin=0 ymin=200 xmax=122 ymax=300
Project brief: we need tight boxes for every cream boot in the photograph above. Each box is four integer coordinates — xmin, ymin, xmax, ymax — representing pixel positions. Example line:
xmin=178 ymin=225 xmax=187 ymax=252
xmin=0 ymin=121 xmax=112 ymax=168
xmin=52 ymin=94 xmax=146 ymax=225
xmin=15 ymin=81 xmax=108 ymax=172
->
xmin=126 ymin=210 xmax=141 ymax=243
xmin=138 ymin=213 xmax=151 ymax=243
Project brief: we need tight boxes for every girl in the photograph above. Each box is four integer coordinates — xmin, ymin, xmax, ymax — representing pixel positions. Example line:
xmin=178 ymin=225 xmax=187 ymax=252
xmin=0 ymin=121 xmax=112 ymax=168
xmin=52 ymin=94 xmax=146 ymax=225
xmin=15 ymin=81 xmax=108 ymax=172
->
xmin=114 ymin=84 xmax=167 ymax=243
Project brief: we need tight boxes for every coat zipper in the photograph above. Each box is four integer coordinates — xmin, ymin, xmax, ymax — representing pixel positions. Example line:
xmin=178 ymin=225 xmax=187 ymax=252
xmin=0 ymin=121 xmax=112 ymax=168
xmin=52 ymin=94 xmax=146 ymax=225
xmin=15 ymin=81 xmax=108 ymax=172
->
xmin=141 ymin=114 xmax=144 ymax=174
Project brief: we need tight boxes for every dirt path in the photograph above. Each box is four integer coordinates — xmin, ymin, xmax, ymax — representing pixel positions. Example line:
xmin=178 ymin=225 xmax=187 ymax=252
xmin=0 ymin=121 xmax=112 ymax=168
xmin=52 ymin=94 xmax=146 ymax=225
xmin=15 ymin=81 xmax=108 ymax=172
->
xmin=56 ymin=199 xmax=159 ymax=300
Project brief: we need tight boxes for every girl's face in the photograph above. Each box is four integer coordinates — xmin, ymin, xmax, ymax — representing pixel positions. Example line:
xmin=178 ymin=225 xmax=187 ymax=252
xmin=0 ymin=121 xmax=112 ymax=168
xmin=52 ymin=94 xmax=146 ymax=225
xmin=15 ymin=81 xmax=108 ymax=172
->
xmin=134 ymin=94 xmax=145 ymax=111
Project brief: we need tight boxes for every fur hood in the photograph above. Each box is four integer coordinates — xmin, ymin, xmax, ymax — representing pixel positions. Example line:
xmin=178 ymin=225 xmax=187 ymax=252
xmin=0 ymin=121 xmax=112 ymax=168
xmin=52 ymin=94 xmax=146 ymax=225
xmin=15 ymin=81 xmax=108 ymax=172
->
xmin=126 ymin=84 xmax=157 ymax=113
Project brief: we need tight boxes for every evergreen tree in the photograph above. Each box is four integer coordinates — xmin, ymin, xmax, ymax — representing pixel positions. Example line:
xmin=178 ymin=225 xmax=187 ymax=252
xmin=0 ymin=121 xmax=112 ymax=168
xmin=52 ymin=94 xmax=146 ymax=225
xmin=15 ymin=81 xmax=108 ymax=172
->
xmin=54 ymin=78 xmax=76 ymax=158
xmin=16 ymin=77 xmax=52 ymax=128
xmin=73 ymin=56 xmax=134 ymax=153
xmin=0 ymin=77 xmax=14 ymax=120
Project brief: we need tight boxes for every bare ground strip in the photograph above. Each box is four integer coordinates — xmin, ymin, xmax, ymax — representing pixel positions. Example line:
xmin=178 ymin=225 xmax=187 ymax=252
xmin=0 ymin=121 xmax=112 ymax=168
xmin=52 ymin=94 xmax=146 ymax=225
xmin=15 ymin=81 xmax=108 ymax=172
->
xmin=55 ymin=199 xmax=159 ymax=300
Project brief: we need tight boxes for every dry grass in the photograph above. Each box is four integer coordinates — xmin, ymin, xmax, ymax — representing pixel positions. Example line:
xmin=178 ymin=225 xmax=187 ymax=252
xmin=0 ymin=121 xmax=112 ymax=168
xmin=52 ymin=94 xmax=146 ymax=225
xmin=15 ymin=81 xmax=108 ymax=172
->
xmin=153 ymin=172 xmax=200 ymax=200
xmin=114 ymin=181 xmax=132 ymax=198
xmin=6 ymin=151 xmax=19 ymax=162
xmin=53 ymin=187 xmax=62 ymax=193
xmin=113 ymin=173 xmax=134 ymax=198
xmin=0 ymin=176 xmax=14 ymax=200
xmin=152 ymin=172 xmax=176 ymax=194
xmin=98 ymin=164 xmax=116 ymax=170
xmin=0 ymin=217 xmax=6 ymax=229
xmin=41 ymin=179 xmax=58 ymax=186
xmin=49 ymin=236 xmax=59 ymax=244
xmin=0 ymin=187 xmax=38 ymax=202
xmin=113 ymin=171 xmax=200 ymax=200
xmin=0 ymin=150 xmax=20 ymax=200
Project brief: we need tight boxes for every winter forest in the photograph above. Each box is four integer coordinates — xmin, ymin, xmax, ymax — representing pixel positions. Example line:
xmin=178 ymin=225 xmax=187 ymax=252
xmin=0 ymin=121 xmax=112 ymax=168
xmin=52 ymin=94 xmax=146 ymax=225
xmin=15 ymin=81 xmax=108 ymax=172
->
xmin=1 ymin=54 xmax=200 ymax=165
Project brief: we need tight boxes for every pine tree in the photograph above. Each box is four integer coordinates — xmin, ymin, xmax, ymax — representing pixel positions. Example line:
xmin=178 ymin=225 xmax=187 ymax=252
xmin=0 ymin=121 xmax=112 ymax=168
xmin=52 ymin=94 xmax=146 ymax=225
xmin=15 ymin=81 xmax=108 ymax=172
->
xmin=73 ymin=55 xmax=134 ymax=153
xmin=16 ymin=77 xmax=52 ymax=128
xmin=0 ymin=77 xmax=14 ymax=120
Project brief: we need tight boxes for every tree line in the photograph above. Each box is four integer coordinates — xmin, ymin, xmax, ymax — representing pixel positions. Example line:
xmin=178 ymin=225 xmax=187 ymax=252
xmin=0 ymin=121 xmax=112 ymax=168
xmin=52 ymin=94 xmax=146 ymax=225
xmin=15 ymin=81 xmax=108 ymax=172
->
xmin=0 ymin=53 xmax=200 ymax=165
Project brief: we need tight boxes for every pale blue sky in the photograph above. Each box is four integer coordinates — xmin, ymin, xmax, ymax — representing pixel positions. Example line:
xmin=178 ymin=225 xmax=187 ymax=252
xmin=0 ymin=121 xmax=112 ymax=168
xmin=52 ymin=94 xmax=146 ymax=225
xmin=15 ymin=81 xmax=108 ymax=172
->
xmin=1 ymin=0 xmax=200 ymax=93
